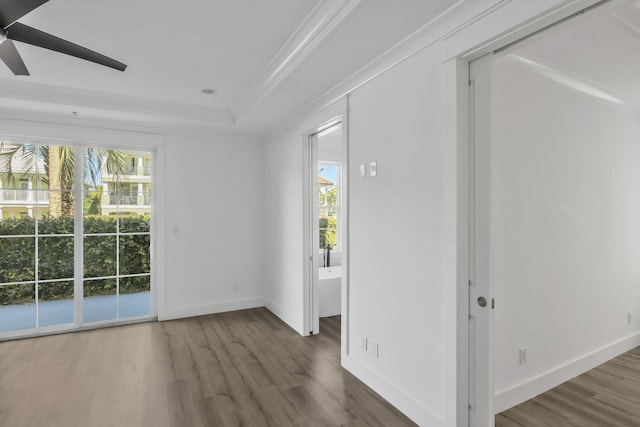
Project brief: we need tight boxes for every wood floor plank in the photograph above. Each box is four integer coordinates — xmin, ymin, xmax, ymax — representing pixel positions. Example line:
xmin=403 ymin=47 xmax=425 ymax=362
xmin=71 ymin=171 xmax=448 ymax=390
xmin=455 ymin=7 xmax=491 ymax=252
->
xmin=496 ymin=347 xmax=640 ymax=427
xmin=0 ymin=309 xmax=415 ymax=427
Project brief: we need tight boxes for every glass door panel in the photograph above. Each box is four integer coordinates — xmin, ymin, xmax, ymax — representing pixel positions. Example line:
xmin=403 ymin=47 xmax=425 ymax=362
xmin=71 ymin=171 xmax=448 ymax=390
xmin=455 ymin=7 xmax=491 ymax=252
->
xmin=120 ymin=276 xmax=150 ymax=318
xmin=0 ymin=283 xmax=35 ymax=332
xmin=81 ymin=148 xmax=152 ymax=324
xmin=83 ymin=278 xmax=118 ymax=322
xmin=38 ymin=281 xmax=74 ymax=327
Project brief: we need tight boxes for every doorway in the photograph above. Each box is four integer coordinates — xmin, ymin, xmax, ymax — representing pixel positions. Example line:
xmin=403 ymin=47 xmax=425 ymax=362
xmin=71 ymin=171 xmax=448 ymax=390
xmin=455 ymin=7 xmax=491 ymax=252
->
xmin=467 ymin=0 xmax=640 ymax=425
xmin=303 ymin=119 xmax=346 ymax=336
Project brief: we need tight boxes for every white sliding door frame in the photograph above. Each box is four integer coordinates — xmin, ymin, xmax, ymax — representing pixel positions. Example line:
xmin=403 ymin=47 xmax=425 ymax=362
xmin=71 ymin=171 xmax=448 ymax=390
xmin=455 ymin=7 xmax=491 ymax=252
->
xmin=446 ymin=1 xmax=610 ymax=426
xmin=302 ymin=115 xmax=347 ymax=338
xmin=0 ymin=128 xmax=163 ymax=340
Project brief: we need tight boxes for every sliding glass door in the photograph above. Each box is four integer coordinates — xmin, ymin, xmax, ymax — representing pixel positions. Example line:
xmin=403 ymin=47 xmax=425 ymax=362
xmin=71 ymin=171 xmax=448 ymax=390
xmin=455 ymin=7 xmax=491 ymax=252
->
xmin=0 ymin=143 xmax=153 ymax=337
xmin=82 ymin=149 xmax=151 ymax=323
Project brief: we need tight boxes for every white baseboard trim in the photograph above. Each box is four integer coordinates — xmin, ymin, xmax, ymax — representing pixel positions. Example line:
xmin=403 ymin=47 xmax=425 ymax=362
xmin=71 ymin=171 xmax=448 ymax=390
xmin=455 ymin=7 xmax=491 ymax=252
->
xmin=159 ymin=297 xmax=265 ymax=321
xmin=264 ymin=298 xmax=305 ymax=336
xmin=495 ymin=332 xmax=640 ymax=413
xmin=343 ymin=355 xmax=444 ymax=427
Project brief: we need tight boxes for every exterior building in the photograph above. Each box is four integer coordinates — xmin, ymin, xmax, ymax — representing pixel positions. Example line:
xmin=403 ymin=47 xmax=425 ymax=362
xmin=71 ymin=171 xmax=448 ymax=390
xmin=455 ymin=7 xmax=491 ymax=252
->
xmin=100 ymin=151 xmax=151 ymax=216
xmin=0 ymin=153 xmax=49 ymax=219
xmin=0 ymin=149 xmax=151 ymax=219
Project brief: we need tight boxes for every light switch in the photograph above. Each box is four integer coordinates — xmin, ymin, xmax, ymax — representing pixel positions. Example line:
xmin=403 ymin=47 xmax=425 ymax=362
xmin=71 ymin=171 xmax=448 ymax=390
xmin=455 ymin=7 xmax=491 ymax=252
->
xmin=369 ymin=161 xmax=377 ymax=177
xmin=360 ymin=164 xmax=367 ymax=178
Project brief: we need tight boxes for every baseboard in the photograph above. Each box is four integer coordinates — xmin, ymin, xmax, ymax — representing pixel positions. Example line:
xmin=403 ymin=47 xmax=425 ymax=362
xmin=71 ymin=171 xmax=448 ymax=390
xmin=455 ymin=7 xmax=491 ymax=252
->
xmin=264 ymin=298 xmax=305 ymax=336
xmin=495 ymin=332 xmax=640 ymax=413
xmin=343 ymin=355 xmax=444 ymax=427
xmin=159 ymin=297 xmax=265 ymax=321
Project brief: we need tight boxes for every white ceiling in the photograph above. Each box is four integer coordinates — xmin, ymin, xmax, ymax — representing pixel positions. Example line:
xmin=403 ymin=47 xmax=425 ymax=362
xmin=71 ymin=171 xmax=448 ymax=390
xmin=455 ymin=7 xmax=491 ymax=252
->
xmin=500 ymin=0 xmax=640 ymax=111
xmin=0 ymin=0 xmax=455 ymax=134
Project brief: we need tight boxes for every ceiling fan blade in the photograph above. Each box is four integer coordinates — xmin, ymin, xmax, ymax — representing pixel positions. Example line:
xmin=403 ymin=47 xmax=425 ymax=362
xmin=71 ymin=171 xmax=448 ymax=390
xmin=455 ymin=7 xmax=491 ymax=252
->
xmin=0 ymin=0 xmax=49 ymax=29
xmin=7 ymin=22 xmax=126 ymax=71
xmin=0 ymin=38 xmax=28 ymax=75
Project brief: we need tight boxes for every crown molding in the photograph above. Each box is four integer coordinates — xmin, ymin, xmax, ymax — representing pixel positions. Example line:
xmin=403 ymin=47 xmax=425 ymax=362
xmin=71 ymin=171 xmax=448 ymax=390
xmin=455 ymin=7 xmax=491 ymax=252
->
xmin=265 ymin=0 xmax=605 ymax=138
xmin=231 ymin=0 xmax=362 ymax=120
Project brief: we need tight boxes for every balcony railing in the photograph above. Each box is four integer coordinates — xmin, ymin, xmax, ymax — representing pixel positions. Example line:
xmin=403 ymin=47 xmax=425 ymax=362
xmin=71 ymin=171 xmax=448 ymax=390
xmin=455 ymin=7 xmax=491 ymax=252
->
xmin=108 ymin=191 xmax=150 ymax=206
xmin=104 ymin=158 xmax=151 ymax=177
xmin=1 ymin=190 xmax=49 ymax=202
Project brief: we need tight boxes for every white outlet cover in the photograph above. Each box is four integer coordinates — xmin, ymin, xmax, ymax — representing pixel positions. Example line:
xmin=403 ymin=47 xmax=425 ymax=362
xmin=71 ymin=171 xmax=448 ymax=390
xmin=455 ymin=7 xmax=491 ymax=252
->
xmin=519 ymin=348 xmax=527 ymax=365
xmin=360 ymin=164 xmax=367 ymax=178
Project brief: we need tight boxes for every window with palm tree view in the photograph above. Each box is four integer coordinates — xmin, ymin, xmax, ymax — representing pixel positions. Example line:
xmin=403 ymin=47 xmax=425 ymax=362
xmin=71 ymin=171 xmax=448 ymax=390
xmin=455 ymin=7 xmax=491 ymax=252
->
xmin=318 ymin=162 xmax=339 ymax=250
xmin=0 ymin=142 xmax=152 ymax=334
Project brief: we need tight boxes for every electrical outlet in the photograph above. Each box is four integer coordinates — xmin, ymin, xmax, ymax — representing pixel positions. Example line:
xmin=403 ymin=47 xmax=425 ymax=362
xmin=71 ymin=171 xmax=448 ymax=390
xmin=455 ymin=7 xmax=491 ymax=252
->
xmin=361 ymin=336 xmax=368 ymax=351
xmin=628 ymin=312 xmax=633 ymax=325
xmin=519 ymin=347 xmax=527 ymax=365
xmin=371 ymin=341 xmax=379 ymax=358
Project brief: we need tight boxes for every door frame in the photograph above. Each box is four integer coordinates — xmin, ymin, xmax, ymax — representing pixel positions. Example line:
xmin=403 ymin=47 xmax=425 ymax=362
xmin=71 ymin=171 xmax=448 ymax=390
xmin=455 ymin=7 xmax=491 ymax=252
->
xmin=303 ymin=129 xmax=320 ymax=336
xmin=450 ymin=1 xmax=611 ymax=425
xmin=468 ymin=53 xmax=494 ymax=427
xmin=302 ymin=115 xmax=347 ymax=337
xmin=0 ymin=129 xmax=163 ymax=341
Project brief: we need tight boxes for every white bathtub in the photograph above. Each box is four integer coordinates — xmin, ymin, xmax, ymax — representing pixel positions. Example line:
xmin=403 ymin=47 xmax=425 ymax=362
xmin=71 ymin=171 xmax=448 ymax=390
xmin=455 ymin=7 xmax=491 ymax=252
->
xmin=319 ymin=266 xmax=341 ymax=317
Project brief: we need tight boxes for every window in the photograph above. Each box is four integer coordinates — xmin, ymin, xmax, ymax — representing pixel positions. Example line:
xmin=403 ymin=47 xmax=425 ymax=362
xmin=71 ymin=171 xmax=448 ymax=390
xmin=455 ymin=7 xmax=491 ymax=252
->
xmin=0 ymin=143 xmax=153 ymax=335
xmin=318 ymin=162 xmax=340 ymax=250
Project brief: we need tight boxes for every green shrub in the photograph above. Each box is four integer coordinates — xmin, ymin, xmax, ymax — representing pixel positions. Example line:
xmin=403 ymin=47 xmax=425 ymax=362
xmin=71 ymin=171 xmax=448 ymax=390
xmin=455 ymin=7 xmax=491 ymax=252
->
xmin=0 ymin=215 xmax=150 ymax=305
xmin=319 ymin=216 xmax=337 ymax=249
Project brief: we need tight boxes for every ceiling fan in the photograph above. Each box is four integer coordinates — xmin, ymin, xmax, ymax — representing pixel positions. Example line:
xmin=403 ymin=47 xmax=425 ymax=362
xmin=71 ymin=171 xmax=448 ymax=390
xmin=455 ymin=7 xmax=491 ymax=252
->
xmin=0 ymin=0 xmax=126 ymax=76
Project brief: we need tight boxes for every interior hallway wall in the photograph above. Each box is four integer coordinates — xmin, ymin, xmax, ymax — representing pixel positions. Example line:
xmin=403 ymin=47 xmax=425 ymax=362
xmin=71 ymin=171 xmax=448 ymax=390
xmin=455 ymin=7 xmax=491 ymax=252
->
xmin=346 ymin=44 xmax=446 ymax=426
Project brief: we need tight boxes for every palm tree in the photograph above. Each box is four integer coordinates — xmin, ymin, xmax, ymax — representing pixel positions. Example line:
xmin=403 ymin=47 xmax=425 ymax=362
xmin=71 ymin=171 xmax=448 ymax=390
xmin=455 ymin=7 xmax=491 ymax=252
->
xmin=0 ymin=143 xmax=126 ymax=217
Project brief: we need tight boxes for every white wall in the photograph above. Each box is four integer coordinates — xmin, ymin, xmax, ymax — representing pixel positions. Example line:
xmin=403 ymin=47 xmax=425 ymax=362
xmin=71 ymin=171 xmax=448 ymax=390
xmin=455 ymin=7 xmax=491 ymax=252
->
xmin=161 ymin=130 xmax=265 ymax=320
xmin=262 ymin=124 xmax=306 ymax=333
xmin=346 ymin=45 xmax=446 ymax=426
xmin=491 ymin=61 xmax=640 ymax=411
xmin=263 ymin=102 xmax=346 ymax=334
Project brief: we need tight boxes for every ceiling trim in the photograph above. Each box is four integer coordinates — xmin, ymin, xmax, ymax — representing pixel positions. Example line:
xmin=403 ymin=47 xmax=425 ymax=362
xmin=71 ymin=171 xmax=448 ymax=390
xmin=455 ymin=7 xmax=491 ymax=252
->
xmin=231 ymin=0 xmax=362 ymax=120
xmin=265 ymin=0 xmax=607 ymax=138
xmin=265 ymin=0 xmax=471 ymax=138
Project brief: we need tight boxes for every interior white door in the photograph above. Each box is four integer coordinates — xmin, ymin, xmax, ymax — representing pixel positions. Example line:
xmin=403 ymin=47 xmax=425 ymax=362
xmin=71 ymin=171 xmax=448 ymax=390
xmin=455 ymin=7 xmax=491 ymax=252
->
xmin=469 ymin=53 xmax=494 ymax=427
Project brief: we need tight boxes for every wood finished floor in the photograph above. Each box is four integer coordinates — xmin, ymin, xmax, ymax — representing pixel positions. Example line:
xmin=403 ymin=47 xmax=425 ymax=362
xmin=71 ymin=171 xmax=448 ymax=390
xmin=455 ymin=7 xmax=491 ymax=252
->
xmin=496 ymin=347 xmax=640 ymax=427
xmin=0 ymin=308 xmax=416 ymax=427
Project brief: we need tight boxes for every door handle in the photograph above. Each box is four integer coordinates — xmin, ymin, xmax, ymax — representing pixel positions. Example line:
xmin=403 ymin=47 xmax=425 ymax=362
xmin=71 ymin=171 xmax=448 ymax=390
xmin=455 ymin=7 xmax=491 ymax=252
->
xmin=477 ymin=296 xmax=487 ymax=308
